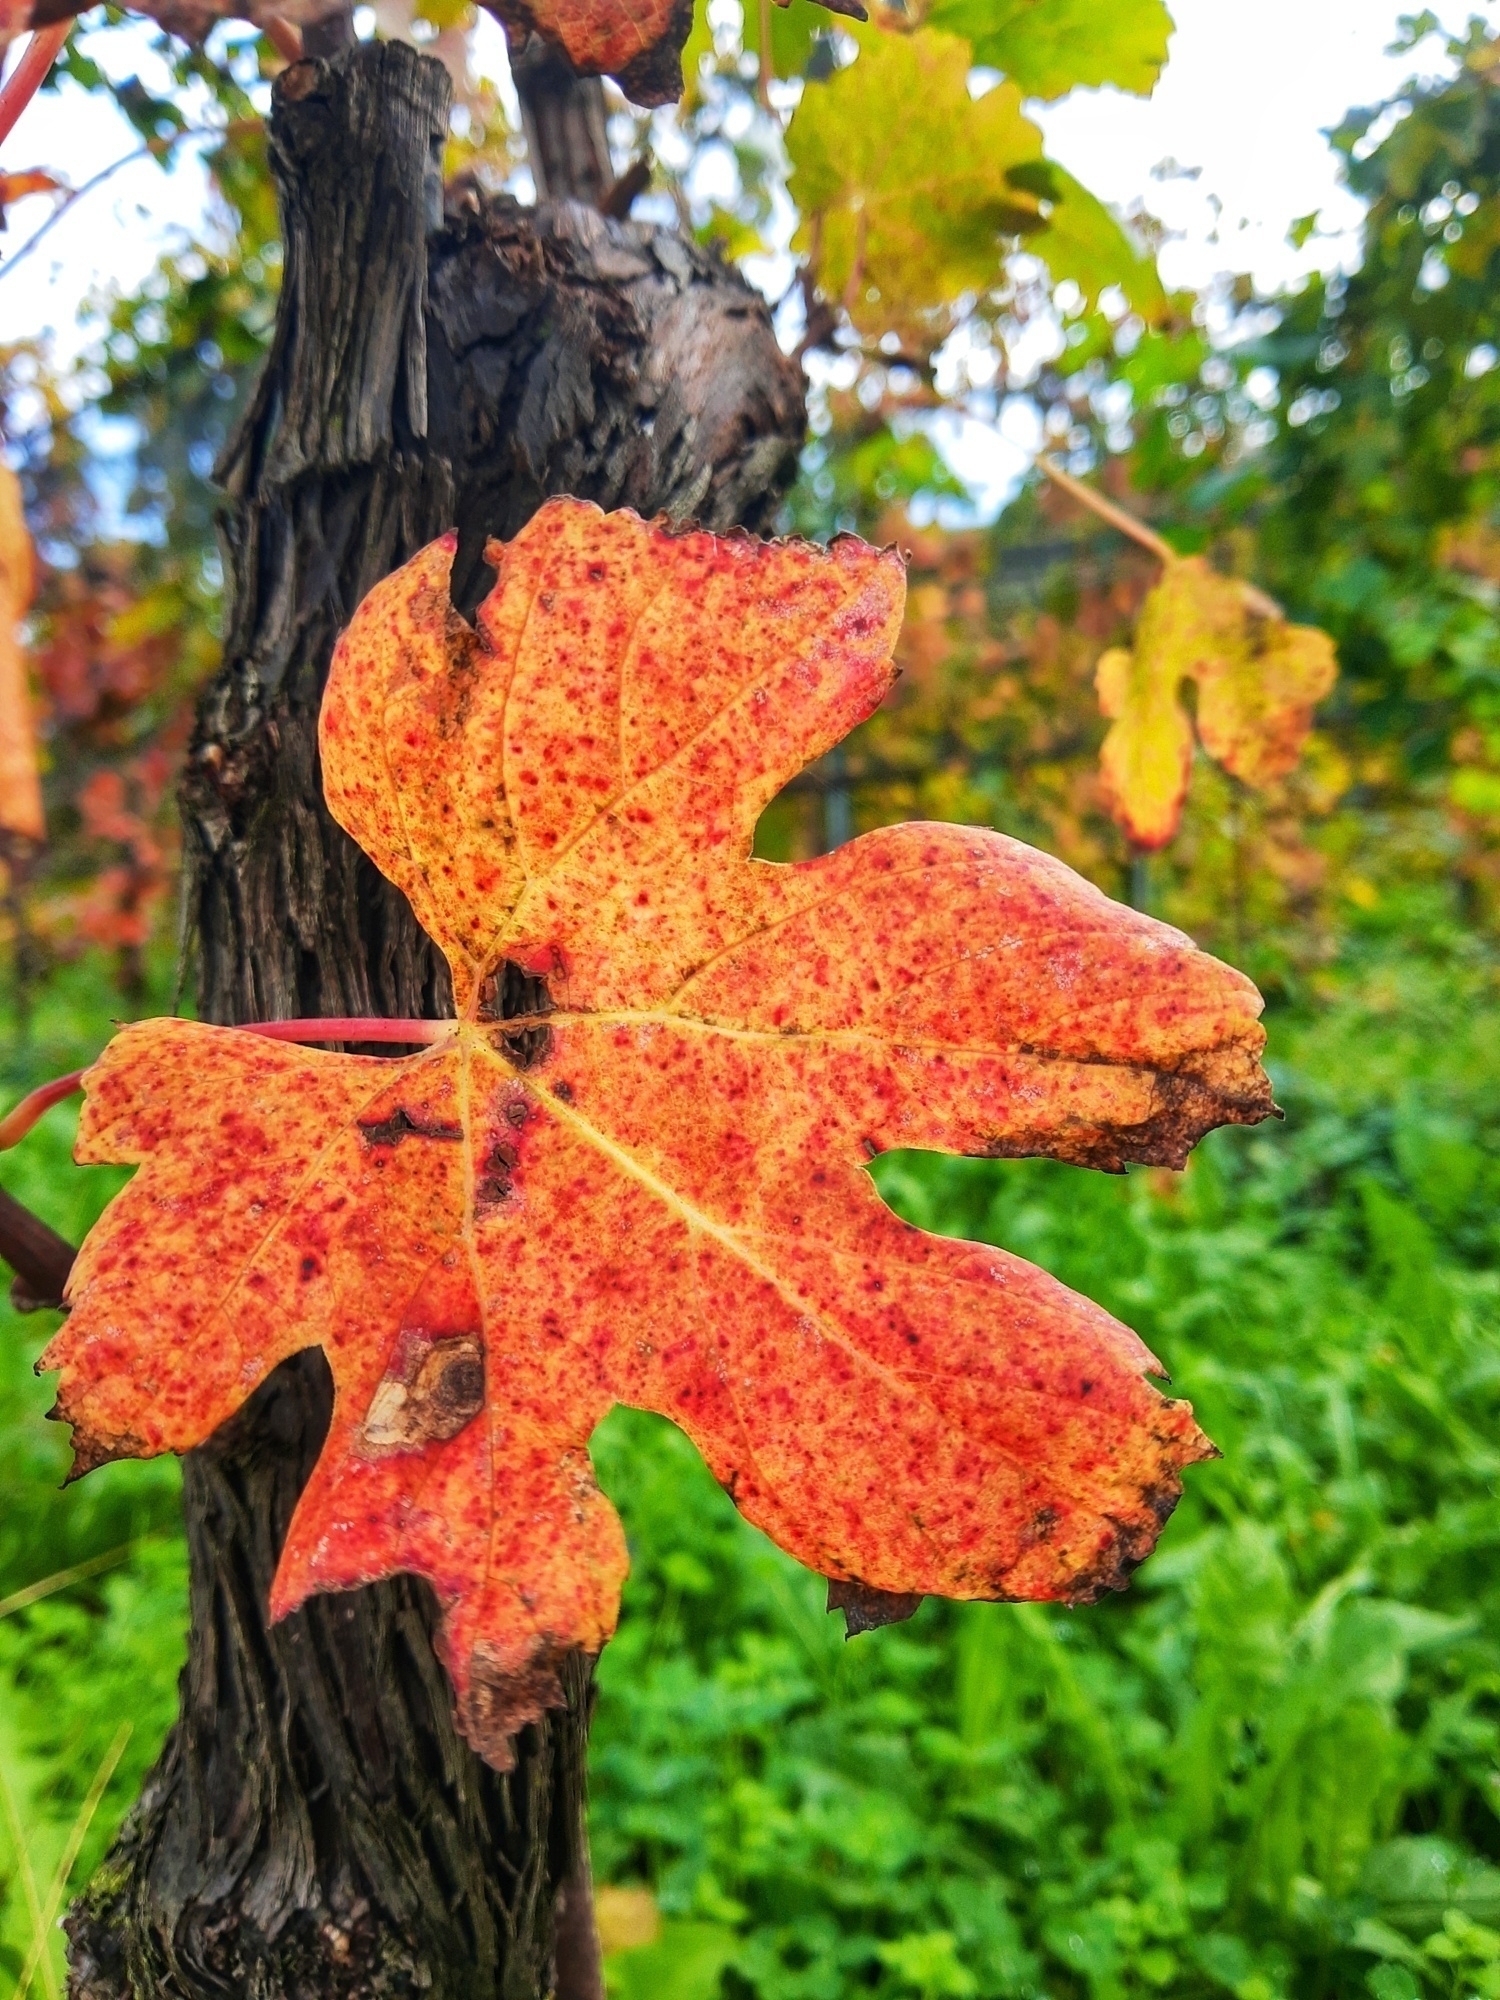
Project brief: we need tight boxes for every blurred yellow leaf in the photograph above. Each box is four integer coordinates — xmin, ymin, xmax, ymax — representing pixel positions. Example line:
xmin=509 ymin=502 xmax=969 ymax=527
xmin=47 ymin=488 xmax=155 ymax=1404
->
xmin=788 ymin=22 xmax=1167 ymax=344
xmin=596 ymin=1885 xmax=662 ymax=1955
xmin=788 ymin=24 xmax=1046 ymax=343
xmin=696 ymin=204 xmax=769 ymax=260
xmin=1096 ymin=557 xmax=1337 ymax=849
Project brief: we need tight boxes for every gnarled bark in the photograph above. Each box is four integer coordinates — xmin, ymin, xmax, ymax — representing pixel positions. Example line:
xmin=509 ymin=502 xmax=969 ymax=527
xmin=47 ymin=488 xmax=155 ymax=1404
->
xmin=65 ymin=39 xmax=804 ymax=2000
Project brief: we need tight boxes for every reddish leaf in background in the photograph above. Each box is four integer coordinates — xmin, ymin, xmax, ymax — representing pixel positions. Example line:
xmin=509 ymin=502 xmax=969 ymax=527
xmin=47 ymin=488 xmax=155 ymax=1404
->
xmin=0 ymin=460 xmax=43 ymax=844
xmin=31 ymin=556 xmax=175 ymax=726
xmin=42 ymin=500 xmax=1275 ymax=1769
xmin=1 ymin=0 xmax=861 ymax=109
xmin=486 ymin=0 xmax=865 ymax=105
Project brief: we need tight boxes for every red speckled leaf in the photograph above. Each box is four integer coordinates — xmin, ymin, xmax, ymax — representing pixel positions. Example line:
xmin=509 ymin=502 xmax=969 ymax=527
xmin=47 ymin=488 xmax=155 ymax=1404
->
xmin=480 ymin=0 xmax=866 ymax=106
xmin=43 ymin=499 xmax=1275 ymax=1769
xmin=2 ymin=0 xmax=861 ymax=107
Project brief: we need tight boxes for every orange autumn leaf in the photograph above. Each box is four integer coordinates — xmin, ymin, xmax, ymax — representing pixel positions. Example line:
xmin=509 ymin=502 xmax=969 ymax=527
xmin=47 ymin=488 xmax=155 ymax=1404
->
xmin=42 ymin=499 xmax=1275 ymax=1769
xmin=1095 ymin=555 xmax=1337 ymax=850
xmin=488 ymin=0 xmax=863 ymax=104
xmin=0 ymin=166 xmax=63 ymax=222
xmin=1 ymin=0 xmax=858 ymax=108
xmin=0 ymin=459 xmax=43 ymax=844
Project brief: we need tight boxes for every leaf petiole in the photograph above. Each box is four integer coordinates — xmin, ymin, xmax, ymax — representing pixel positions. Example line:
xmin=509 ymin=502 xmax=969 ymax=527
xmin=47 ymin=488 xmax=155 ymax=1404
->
xmin=0 ymin=20 xmax=73 ymax=151
xmin=0 ymin=1018 xmax=453 ymax=1151
xmin=1038 ymin=452 xmax=1283 ymax=620
xmin=0 ymin=1070 xmax=85 ymax=1151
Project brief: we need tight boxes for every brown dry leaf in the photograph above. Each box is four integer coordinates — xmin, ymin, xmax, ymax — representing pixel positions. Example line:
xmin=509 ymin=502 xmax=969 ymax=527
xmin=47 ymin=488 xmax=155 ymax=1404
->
xmin=0 ymin=460 xmax=43 ymax=844
xmin=1096 ymin=556 xmax=1336 ymax=850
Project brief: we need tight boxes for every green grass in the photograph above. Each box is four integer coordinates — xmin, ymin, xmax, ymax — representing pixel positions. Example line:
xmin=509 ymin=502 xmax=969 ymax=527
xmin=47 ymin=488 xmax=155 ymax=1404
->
xmin=4 ymin=925 xmax=1500 ymax=1998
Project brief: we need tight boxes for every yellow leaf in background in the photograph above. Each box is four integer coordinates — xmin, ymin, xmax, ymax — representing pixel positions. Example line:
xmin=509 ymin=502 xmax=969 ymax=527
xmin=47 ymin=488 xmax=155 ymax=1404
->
xmin=0 ymin=461 xmax=44 ymax=846
xmin=788 ymin=25 xmax=1046 ymax=344
xmin=596 ymin=1885 xmax=662 ymax=1955
xmin=696 ymin=204 xmax=769 ymax=261
xmin=1095 ymin=557 xmax=1336 ymax=850
xmin=1196 ymin=616 xmax=1337 ymax=791
xmin=1095 ymin=640 xmax=1193 ymax=852
xmin=788 ymin=21 xmax=1169 ymax=345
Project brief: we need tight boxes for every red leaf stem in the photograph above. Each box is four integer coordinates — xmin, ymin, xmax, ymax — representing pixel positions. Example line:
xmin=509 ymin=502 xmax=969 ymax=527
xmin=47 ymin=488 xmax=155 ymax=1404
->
xmin=0 ymin=1068 xmax=84 ymax=1150
xmin=0 ymin=21 xmax=72 ymax=152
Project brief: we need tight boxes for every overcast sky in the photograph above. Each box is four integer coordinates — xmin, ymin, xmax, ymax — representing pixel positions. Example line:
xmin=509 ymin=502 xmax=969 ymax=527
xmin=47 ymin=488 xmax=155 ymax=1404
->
xmin=0 ymin=1 xmax=1494 ymax=417
xmin=1035 ymin=0 xmax=1497 ymax=294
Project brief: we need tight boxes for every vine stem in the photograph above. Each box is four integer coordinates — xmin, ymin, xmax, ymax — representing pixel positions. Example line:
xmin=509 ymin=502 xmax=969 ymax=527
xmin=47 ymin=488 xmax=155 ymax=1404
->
xmin=1037 ymin=451 xmax=1283 ymax=619
xmin=2 ymin=117 xmax=259 ymax=290
xmin=0 ymin=20 xmax=70 ymax=149
xmin=0 ymin=1017 xmax=452 ymax=1151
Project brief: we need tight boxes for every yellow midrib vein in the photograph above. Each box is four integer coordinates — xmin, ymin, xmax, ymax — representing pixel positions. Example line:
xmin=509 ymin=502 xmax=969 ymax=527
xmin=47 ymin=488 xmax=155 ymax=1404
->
xmin=468 ymin=1040 xmax=954 ymax=1429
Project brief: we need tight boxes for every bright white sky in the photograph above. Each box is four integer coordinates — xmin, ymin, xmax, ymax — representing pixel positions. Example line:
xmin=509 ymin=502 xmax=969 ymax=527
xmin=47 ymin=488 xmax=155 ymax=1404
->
xmin=0 ymin=0 xmax=1495 ymax=469
xmin=1035 ymin=0 xmax=1497 ymax=294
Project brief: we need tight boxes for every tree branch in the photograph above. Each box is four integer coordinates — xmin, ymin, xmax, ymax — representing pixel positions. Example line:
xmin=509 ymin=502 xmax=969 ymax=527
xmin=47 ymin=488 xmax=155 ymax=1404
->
xmin=0 ymin=1184 xmax=75 ymax=1311
xmin=513 ymin=33 xmax=612 ymax=206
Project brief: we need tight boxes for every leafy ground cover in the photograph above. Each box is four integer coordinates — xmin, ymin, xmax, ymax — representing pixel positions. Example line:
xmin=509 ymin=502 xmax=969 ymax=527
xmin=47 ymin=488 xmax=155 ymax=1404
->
xmin=5 ymin=889 xmax=1500 ymax=1999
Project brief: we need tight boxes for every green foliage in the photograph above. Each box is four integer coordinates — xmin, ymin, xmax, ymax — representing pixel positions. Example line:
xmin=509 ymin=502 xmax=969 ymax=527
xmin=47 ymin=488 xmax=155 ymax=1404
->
xmin=786 ymin=18 xmax=1162 ymax=349
xmin=9 ymin=918 xmax=1500 ymax=1999
xmin=1029 ymin=19 xmax=1500 ymax=820
xmin=924 ymin=0 xmax=1172 ymax=103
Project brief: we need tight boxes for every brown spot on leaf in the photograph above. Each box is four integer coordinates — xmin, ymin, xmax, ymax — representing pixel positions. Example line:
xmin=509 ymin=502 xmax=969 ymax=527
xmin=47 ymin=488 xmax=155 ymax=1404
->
xmin=479 ymin=960 xmax=555 ymax=1069
xmin=357 ymin=1106 xmax=464 ymax=1148
xmin=361 ymin=1335 xmax=486 ymax=1451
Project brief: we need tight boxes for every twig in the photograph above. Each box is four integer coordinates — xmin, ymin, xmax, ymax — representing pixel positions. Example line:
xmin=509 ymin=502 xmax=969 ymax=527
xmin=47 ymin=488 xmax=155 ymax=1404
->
xmin=0 ymin=1537 xmax=164 ymax=1620
xmin=840 ymin=206 xmax=868 ymax=318
xmin=0 ymin=19 xmax=71 ymax=151
xmin=1038 ymin=452 xmax=1283 ymax=618
xmin=0 ymin=122 xmax=228 ymax=287
xmin=0 ymin=1184 xmax=75 ymax=1307
xmin=1038 ymin=452 xmax=1178 ymax=564
xmin=600 ymin=154 xmax=650 ymax=221
xmin=0 ymin=1068 xmax=84 ymax=1149
xmin=757 ymin=0 xmax=774 ymax=111
xmin=243 ymin=1015 xmax=455 ymax=1047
